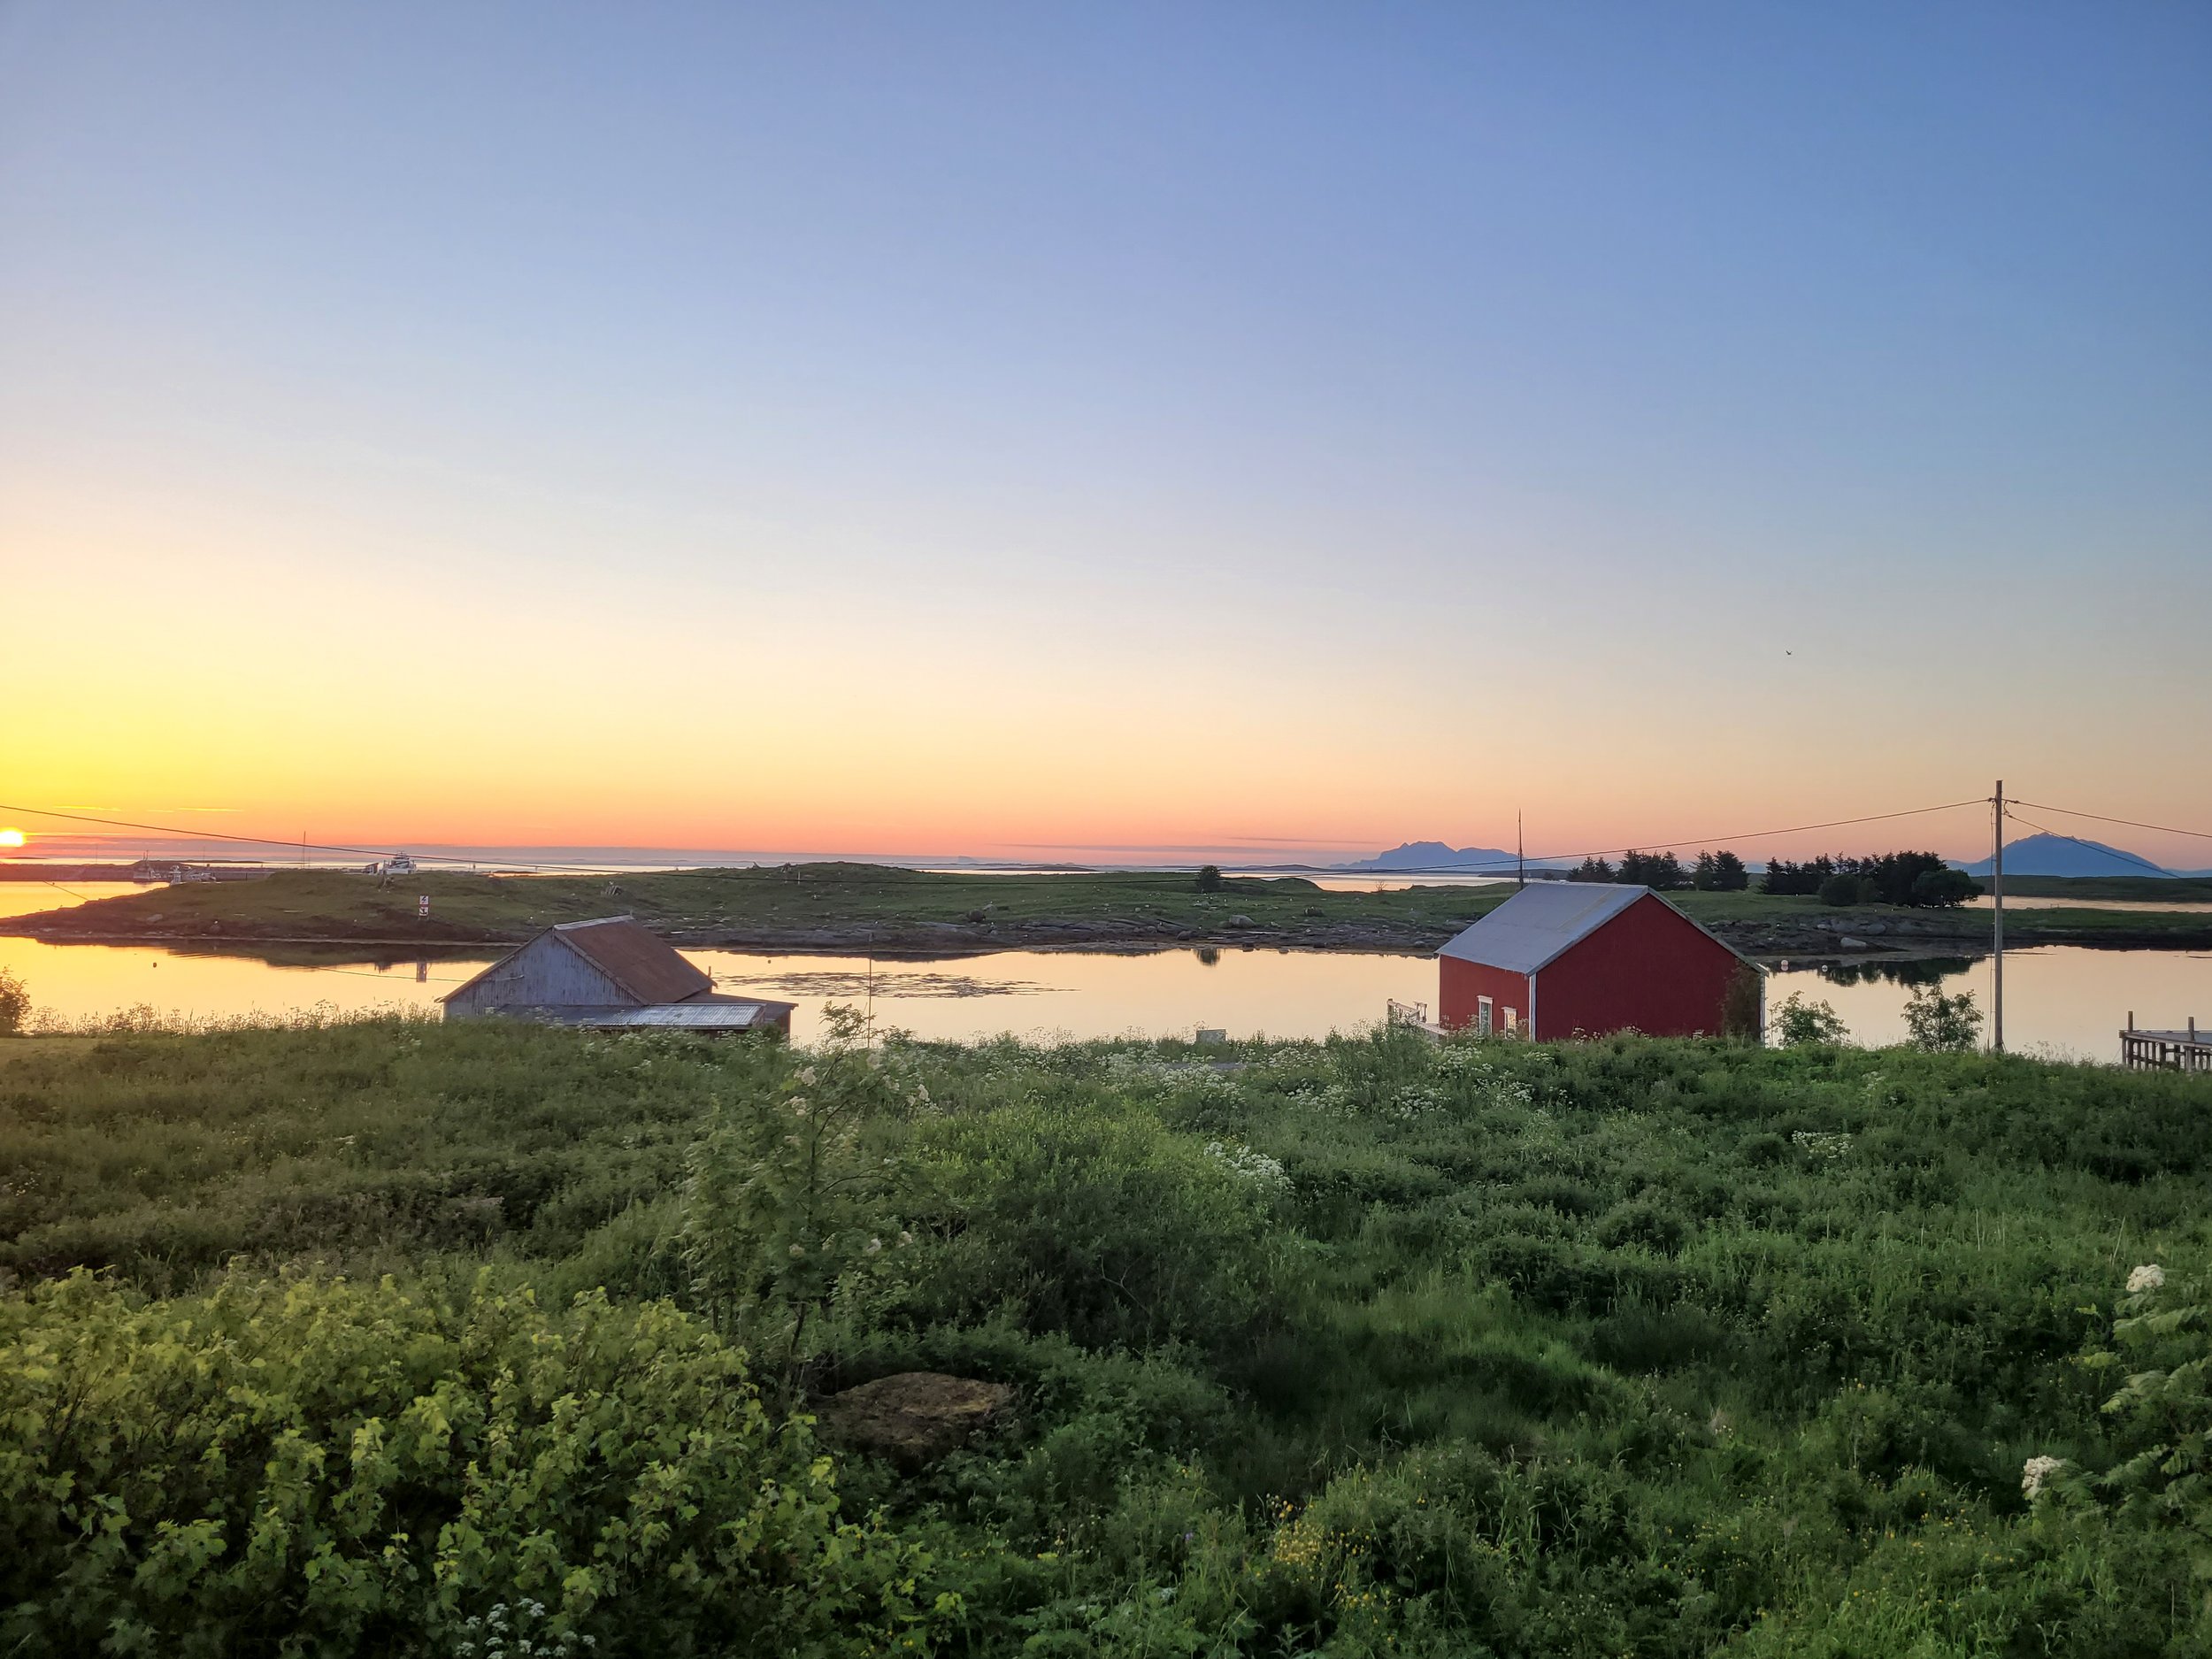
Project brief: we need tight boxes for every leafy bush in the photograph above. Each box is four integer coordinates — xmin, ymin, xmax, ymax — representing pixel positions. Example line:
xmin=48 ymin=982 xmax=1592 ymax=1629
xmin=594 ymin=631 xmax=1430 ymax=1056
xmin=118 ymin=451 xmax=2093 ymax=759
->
xmin=1817 ymin=872 xmax=1867 ymax=906
xmin=0 ymin=966 xmax=27 ymax=1035
xmin=1903 ymin=986 xmax=1984 ymax=1053
xmin=9 ymin=1020 xmax=2212 ymax=1653
xmin=1773 ymin=993 xmax=1849 ymax=1047
xmin=0 ymin=1271 xmax=950 ymax=1657
xmin=1910 ymin=866 xmax=1981 ymax=908
xmin=909 ymin=1103 xmax=1286 ymax=1353
xmin=683 ymin=1011 xmax=924 ymax=1385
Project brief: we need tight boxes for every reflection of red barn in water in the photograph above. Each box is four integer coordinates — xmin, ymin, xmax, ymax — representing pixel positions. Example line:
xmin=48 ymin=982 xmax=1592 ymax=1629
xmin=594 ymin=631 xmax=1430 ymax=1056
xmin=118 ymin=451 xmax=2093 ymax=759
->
xmin=1437 ymin=884 xmax=1757 ymax=1040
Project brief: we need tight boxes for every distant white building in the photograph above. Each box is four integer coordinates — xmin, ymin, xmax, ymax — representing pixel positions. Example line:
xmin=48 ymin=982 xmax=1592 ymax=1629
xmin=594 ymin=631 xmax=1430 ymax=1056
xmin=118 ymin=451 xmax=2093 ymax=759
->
xmin=442 ymin=916 xmax=793 ymax=1035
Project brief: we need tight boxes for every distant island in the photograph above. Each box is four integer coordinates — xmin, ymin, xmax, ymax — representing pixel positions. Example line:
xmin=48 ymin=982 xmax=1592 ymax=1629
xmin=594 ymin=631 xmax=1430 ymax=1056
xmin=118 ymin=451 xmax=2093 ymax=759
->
xmin=1339 ymin=841 xmax=1562 ymax=874
xmin=1349 ymin=831 xmax=2197 ymax=882
xmin=1961 ymin=833 xmax=2177 ymax=879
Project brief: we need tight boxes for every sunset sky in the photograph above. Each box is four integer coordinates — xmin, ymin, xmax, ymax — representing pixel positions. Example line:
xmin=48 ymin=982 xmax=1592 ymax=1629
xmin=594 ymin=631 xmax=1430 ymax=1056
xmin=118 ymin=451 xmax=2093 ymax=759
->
xmin=4 ymin=4 xmax=2208 ymax=867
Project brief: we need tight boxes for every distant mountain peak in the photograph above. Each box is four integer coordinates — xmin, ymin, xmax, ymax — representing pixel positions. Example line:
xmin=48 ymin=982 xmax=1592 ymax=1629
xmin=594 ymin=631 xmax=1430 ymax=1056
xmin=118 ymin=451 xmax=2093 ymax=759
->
xmin=1340 ymin=841 xmax=1529 ymax=873
xmin=1960 ymin=833 xmax=2172 ymax=879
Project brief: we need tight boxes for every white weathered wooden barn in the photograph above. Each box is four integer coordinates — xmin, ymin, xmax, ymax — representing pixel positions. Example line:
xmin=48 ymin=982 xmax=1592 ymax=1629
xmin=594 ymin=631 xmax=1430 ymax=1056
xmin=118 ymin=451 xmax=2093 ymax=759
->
xmin=442 ymin=916 xmax=794 ymax=1035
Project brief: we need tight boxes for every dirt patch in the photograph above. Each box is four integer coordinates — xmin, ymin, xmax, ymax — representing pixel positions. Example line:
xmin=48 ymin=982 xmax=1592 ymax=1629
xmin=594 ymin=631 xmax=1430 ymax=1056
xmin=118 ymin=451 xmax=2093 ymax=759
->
xmin=812 ymin=1371 xmax=1015 ymax=1467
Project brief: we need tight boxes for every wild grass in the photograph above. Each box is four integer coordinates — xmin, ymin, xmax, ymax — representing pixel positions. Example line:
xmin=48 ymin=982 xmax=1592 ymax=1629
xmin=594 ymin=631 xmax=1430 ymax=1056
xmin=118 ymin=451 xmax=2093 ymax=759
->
xmin=4 ymin=1016 xmax=2208 ymax=1653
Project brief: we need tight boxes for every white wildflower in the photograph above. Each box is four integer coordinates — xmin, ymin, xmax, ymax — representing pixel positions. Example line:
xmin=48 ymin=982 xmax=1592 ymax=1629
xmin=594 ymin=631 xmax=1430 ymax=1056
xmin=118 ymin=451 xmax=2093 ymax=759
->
xmin=2021 ymin=1455 xmax=2065 ymax=1501
xmin=787 ymin=1242 xmax=806 ymax=1257
xmin=798 ymin=1067 xmax=818 ymax=1086
xmin=1792 ymin=1130 xmax=1853 ymax=1160
xmin=864 ymin=1236 xmax=882 ymax=1255
xmin=2127 ymin=1263 xmax=2166 ymax=1294
xmin=1204 ymin=1141 xmax=1288 ymax=1188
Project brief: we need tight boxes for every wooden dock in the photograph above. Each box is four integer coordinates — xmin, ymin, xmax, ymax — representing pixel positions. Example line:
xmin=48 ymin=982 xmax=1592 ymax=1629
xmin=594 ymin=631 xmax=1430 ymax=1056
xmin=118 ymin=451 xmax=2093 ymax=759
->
xmin=2121 ymin=1013 xmax=2210 ymax=1074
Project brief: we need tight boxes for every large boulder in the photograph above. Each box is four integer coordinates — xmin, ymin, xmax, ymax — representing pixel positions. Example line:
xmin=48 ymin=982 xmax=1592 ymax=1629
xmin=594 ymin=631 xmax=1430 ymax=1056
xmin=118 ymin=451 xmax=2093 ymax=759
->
xmin=813 ymin=1371 xmax=1014 ymax=1468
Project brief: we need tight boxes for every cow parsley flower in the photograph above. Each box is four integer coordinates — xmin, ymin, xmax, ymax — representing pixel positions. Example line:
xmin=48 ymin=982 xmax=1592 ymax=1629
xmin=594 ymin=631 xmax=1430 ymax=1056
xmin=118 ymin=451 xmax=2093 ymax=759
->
xmin=2021 ymin=1455 xmax=2064 ymax=1501
xmin=2127 ymin=1263 xmax=2166 ymax=1294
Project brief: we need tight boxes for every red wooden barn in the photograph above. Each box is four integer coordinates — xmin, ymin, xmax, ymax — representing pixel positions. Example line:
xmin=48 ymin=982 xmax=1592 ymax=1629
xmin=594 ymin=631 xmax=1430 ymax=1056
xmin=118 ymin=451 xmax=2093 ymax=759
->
xmin=1436 ymin=883 xmax=1757 ymax=1040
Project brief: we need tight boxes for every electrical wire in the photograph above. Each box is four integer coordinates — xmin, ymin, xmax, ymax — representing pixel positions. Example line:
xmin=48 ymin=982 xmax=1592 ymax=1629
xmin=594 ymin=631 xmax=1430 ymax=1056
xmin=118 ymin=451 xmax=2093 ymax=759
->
xmin=2001 ymin=807 xmax=2174 ymax=877
xmin=2 ymin=795 xmax=1998 ymax=881
xmin=1361 ymin=797 xmax=1994 ymax=875
xmin=0 ymin=803 xmax=679 ymax=876
xmin=2006 ymin=799 xmax=2212 ymax=846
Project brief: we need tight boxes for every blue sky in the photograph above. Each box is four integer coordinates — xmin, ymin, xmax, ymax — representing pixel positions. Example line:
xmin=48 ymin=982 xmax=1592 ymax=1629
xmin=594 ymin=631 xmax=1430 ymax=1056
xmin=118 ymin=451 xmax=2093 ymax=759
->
xmin=3 ymin=3 xmax=2207 ymax=863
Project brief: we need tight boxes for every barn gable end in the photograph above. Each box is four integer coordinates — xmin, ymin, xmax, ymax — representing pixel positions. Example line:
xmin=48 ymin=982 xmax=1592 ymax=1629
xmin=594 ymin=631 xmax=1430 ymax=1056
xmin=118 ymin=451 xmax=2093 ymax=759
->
xmin=1533 ymin=893 xmax=1749 ymax=1039
xmin=1435 ymin=885 xmax=1757 ymax=1040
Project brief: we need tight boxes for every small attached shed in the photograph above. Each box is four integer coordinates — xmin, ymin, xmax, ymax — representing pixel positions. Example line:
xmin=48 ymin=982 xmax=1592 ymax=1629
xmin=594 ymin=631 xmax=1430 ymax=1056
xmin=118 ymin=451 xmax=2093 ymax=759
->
xmin=1437 ymin=884 xmax=1756 ymax=1041
xmin=442 ymin=916 xmax=794 ymax=1036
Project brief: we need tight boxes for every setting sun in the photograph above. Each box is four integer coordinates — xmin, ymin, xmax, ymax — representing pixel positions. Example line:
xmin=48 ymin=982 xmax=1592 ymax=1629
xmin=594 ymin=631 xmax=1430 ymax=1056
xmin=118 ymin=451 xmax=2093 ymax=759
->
xmin=0 ymin=829 xmax=26 ymax=849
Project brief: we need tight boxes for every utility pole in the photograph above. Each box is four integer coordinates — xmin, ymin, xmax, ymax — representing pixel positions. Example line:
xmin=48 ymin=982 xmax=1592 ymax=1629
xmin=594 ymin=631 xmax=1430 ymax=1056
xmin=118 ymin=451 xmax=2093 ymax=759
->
xmin=1517 ymin=811 xmax=1525 ymax=889
xmin=1992 ymin=780 xmax=2004 ymax=1055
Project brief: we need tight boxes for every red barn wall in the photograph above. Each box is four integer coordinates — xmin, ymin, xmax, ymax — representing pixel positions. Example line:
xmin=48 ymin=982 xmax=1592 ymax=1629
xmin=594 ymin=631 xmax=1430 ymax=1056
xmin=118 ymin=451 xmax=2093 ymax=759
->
xmin=1532 ymin=895 xmax=1746 ymax=1040
xmin=1439 ymin=956 xmax=1532 ymax=1033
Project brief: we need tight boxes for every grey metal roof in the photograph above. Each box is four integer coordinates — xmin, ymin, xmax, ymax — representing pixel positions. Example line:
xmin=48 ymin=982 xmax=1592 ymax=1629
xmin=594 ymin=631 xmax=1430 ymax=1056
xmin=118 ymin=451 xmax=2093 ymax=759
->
xmin=488 ymin=995 xmax=797 ymax=1031
xmin=576 ymin=998 xmax=794 ymax=1030
xmin=1436 ymin=882 xmax=1652 ymax=975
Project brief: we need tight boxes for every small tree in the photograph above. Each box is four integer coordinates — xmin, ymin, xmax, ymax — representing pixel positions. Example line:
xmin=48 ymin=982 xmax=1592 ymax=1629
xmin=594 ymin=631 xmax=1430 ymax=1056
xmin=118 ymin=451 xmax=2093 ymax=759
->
xmin=1618 ymin=850 xmax=1687 ymax=890
xmin=1570 ymin=856 xmax=1614 ymax=884
xmin=1194 ymin=864 xmax=1224 ymax=893
xmin=1911 ymin=867 xmax=1981 ymax=909
xmin=0 ymin=968 xmax=26 ymax=1035
xmin=1720 ymin=964 xmax=1764 ymax=1041
xmin=1709 ymin=850 xmax=1749 ymax=891
xmin=682 ymin=1007 xmax=922 ymax=1393
xmin=1773 ymin=992 xmax=1848 ymax=1047
xmin=1902 ymin=985 xmax=1982 ymax=1053
xmin=1817 ymin=872 xmax=1863 ymax=907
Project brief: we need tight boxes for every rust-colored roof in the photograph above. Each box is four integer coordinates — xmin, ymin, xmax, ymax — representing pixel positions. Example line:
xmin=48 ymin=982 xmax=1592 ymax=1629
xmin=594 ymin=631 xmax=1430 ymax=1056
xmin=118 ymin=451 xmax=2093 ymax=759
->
xmin=552 ymin=917 xmax=712 ymax=1004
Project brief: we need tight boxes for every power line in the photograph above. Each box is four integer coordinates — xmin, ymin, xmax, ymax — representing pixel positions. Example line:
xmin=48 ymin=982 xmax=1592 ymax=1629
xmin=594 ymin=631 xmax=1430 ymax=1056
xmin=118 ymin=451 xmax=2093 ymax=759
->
xmin=1365 ymin=797 xmax=1993 ymax=875
xmin=2001 ymin=808 xmax=2174 ymax=877
xmin=2006 ymin=799 xmax=2212 ymax=846
xmin=0 ymin=792 xmax=1999 ymax=883
xmin=0 ymin=803 xmax=642 ymax=876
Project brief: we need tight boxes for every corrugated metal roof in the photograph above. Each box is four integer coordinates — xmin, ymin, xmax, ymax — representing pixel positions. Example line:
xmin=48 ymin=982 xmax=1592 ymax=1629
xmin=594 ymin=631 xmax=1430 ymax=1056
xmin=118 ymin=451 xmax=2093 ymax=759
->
xmin=552 ymin=917 xmax=712 ymax=1005
xmin=1436 ymin=883 xmax=1651 ymax=975
xmin=580 ymin=997 xmax=795 ymax=1030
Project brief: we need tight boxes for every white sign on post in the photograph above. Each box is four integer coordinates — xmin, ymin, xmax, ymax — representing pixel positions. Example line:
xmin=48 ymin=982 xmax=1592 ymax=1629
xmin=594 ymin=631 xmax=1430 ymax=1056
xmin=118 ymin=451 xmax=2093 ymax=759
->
xmin=418 ymin=895 xmax=431 ymax=918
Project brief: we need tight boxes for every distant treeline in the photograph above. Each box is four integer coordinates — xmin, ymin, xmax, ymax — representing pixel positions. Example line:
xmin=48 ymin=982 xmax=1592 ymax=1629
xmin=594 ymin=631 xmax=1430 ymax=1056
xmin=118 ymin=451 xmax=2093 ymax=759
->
xmin=1567 ymin=850 xmax=1747 ymax=890
xmin=1568 ymin=849 xmax=1981 ymax=908
xmin=1762 ymin=851 xmax=1980 ymax=908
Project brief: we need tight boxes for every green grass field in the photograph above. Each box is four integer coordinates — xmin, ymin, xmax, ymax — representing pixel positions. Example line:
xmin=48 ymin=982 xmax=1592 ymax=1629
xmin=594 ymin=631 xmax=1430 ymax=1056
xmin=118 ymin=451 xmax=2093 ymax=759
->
xmin=4 ymin=1016 xmax=2209 ymax=1654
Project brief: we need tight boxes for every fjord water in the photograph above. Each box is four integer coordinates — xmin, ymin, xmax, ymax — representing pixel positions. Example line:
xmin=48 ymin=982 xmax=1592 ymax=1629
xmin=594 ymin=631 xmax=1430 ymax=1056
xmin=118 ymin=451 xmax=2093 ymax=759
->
xmin=2 ymin=887 xmax=2206 ymax=1060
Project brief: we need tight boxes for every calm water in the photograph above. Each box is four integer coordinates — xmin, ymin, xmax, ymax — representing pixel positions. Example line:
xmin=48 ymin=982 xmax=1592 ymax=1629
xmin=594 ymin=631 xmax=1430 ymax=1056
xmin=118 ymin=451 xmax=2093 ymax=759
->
xmin=1 ymin=886 xmax=2205 ymax=1060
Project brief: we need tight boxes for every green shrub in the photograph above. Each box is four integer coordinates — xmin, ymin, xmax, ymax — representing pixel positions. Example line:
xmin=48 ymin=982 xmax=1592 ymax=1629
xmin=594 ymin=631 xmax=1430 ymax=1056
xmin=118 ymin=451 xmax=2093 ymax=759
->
xmin=1773 ymin=993 xmax=1849 ymax=1048
xmin=910 ymin=1104 xmax=1285 ymax=1353
xmin=0 ymin=1271 xmax=951 ymax=1657
xmin=1903 ymin=987 xmax=1984 ymax=1053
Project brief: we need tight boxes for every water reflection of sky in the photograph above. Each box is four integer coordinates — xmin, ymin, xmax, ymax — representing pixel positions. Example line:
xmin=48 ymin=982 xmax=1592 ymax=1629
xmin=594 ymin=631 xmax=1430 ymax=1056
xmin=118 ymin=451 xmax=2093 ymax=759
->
xmin=4 ymin=883 xmax=2207 ymax=1060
